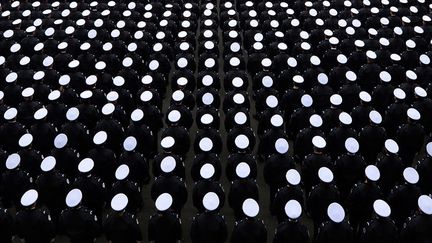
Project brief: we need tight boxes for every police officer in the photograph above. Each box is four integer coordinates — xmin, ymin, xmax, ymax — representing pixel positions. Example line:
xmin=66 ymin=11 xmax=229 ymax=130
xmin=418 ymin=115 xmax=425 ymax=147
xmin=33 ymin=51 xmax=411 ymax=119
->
xmin=148 ymin=193 xmax=182 ymax=243
xmin=360 ymin=199 xmax=398 ymax=243
xmin=228 ymin=162 xmax=259 ymax=220
xmin=347 ymin=165 xmax=383 ymax=235
xmin=264 ymin=138 xmax=295 ymax=202
xmin=104 ymin=193 xmax=143 ymax=243
xmin=315 ymin=203 xmax=354 ymax=243
xmin=307 ymin=167 xmax=341 ymax=236
xmin=334 ymin=137 xmax=366 ymax=199
xmin=272 ymin=169 xmax=305 ymax=223
xmin=1 ymin=153 xmax=32 ymax=207
xmin=273 ymin=200 xmax=310 ymax=243
xmin=15 ymin=189 xmax=55 ymax=243
xmin=231 ymin=198 xmax=267 ymax=243
xmin=388 ymin=167 xmax=422 ymax=228
xmin=416 ymin=142 xmax=432 ymax=194
xmin=358 ymin=110 xmax=386 ymax=164
xmin=192 ymin=166 xmax=225 ymax=213
xmin=110 ymin=164 xmax=143 ymax=214
xmin=302 ymin=136 xmax=332 ymax=193
xmin=35 ymin=156 xmax=69 ymax=222
xmin=400 ymin=195 xmax=432 ymax=243
xmin=59 ymin=189 xmax=101 ymax=243
xmin=376 ymin=139 xmax=404 ymax=195
xmin=191 ymin=192 xmax=228 ymax=243
xmin=72 ymin=158 xmax=106 ymax=220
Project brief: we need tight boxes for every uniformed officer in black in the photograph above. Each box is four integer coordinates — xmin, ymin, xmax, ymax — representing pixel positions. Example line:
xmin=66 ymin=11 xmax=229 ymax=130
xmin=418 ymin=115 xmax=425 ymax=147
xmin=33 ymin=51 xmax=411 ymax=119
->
xmin=72 ymin=158 xmax=106 ymax=220
xmin=148 ymin=193 xmax=182 ymax=243
xmin=15 ymin=189 xmax=55 ymax=243
xmin=400 ymin=195 xmax=432 ymax=243
xmin=416 ymin=142 xmax=432 ymax=194
xmin=0 ymin=205 xmax=14 ymax=243
xmin=264 ymin=138 xmax=295 ymax=202
xmin=59 ymin=188 xmax=101 ymax=243
xmin=191 ymin=192 xmax=228 ymax=243
xmin=388 ymin=167 xmax=422 ymax=229
xmin=35 ymin=156 xmax=69 ymax=222
xmin=376 ymin=139 xmax=404 ymax=196
xmin=1 ymin=152 xmax=32 ymax=208
xmin=272 ymin=169 xmax=305 ymax=223
xmin=273 ymin=200 xmax=310 ymax=243
xmin=360 ymin=199 xmax=398 ymax=243
xmin=358 ymin=110 xmax=386 ymax=164
xmin=315 ymin=203 xmax=354 ymax=243
xmin=307 ymin=167 xmax=341 ymax=236
xmin=104 ymin=193 xmax=143 ymax=243
xmin=231 ymin=198 xmax=267 ymax=243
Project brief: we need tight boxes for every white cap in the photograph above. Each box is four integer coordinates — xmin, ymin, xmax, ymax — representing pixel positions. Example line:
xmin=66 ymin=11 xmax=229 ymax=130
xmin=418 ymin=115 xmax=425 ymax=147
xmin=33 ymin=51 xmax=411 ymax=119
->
xmin=345 ymin=137 xmax=359 ymax=153
xmin=80 ymin=90 xmax=93 ymax=99
xmin=301 ymin=94 xmax=313 ymax=107
xmin=312 ymin=136 xmax=326 ymax=149
xmin=406 ymin=39 xmax=416 ymax=49
xmin=115 ymin=164 xmax=130 ymax=180
xmin=111 ymin=193 xmax=128 ymax=211
xmin=373 ymin=199 xmax=391 ymax=217
xmin=200 ymin=114 xmax=214 ymax=125
xmin=309 ymin=114 xmax=323 ymax=128
xmin=365 ymin=165 xmax=380 ymax=181
xmin=21 ymin=189 xmax=38 ymax=207
xmin=66 ymin=189 xmax=82 ymax=208
xmin=359 ymin=91 xmax=371 ymax=103
xmin=123 ymin=136 xmax=137 ymax=151
xmin=266 ymin=96 xmax=279 ymax=109
xmin=66 ymin=107 xmax=79 ymax=121
xmin=293 ymin=75 xmax=304 ymax=84
xmin=161 ymin=155 xmax=176 ymax=173
xmin=140 ymin=91 xmax=153 ymax=102
xmin=393 ymin=88 xmax=406 ymax=100
xmin=202 ymin=93 xmax=214 ymax=105
xmin=403 ymin=167 xmax=419 ymax=184
xmin=78 ymin=158 xmax=94 ymax=173
xmin=235 ymin=134 xmax=249 ymax=150
xmin=232 ymin=77 xmax=244 ymax=88
xmin=168 ymin=110 xmax=181 ymax=123
xmin=317 ymin=73 xmax=328 ymax=85
xmin=6 ymin=153 xmax=20 ymax=170
xmin=93 ymin=131 xmax=107 ymax=145
xmin=330 ymin=94 xmax=343 ymax=106
xmin=380 ymin=71 xmax=392 ymax=82
xmin=131 ymin=109 xmax=144 ymax=122
xmin=369 ymin=110 xmax=382 ymax=124
xmin=155 ymin=193 xmax=172 ymax=211
xmin=346 ymin=71 xmax=357 ymax=81
xmin=199 ymin=137 xmax=213 ymax=152
xmin=19 ymin=133 xmax=33 ymax=147
xmin=420 ymin=55 xmax=431 ymax=65
xmin=426 ymin=142 xmax=432 ymax=157
xmin=203 ymin=192 xmax=219 ymax=211
xmin=262 ymin=76 xmax=273 ymax=88
xmin=4 ymin=108 xmax=18 ymax=120
xmin=59 ymin=75 xmax=71 ymax=86
xmin=339 ymin=112 xmax=352 ymax=125
xmin=327 ymin=202 xmax=345 ymax=223
xmin=414 ymin=87 xmax=427 ymax=97
xmin=172 ymin=90 xmax=184 ymax=102
xmin=407 ymin=108 xmax=421 ymax=120
xmin=385 ymin=139 xmax=399 ymax=154
xmin=6 ymin=72 xmax=17 ymax=83
xmin=234 ymin=112 xmax=247 ymax=125
xmin=102 ymin=103 xmax=115 ymax=116
xmin=318 ymin=167 xmax=334 ymax=183
xmin=40 ymin=156 xmax=56 ymax=172
xmin=286 ymin=169 xmax=301 ymax=185
xmin=418 ymin=195 xmax=432 ymax=215
xmin=22 ymin=87 xmax=35 ymax=98
xmin=270 ymin=114 xmax=283 ymax=127
xmin=54 ymin=133 xmax=68 ymax=149
xmin=285 ymin=200 xmax=302 ymax=219
xmin=107 ymin=91 xmax=119 ymax=102
xmin=161 ymin=136 xmax=175 ymax=149
xmin=242 ymin=198 xmax=259 ymax=217
xmin=177 ymin=77 xmax=188 ymax=86
xmin=200 ymin=163 xmax=215 ymax=179
xmin=236 ymin=162 xmax=251 ymax=178
xmin=275 ymin=138 xmax=289 ymax=154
